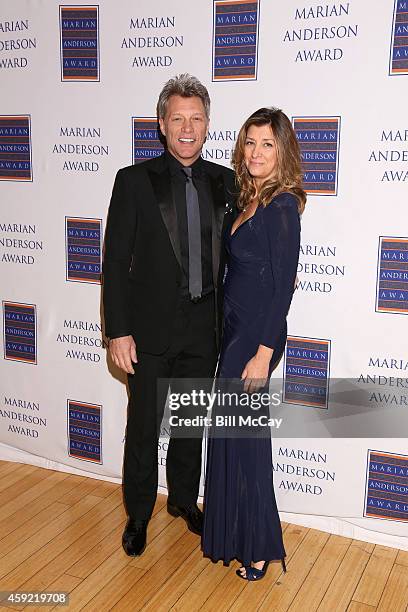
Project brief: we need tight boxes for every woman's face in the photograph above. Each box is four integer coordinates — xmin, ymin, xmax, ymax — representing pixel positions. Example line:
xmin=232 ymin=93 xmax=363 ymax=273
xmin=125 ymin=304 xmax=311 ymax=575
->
xmin=244 ymin=123 xmax=277 ymax=187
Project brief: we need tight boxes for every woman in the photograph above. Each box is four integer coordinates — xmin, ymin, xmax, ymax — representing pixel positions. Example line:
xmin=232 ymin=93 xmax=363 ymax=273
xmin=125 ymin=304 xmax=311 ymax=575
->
xmin=202 ymin=107 xmax=306 ymax=580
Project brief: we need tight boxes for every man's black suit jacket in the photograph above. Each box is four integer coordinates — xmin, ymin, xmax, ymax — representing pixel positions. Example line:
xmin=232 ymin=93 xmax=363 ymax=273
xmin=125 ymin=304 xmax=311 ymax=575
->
xmin=103 ymin=153 xmax=236 ymax=355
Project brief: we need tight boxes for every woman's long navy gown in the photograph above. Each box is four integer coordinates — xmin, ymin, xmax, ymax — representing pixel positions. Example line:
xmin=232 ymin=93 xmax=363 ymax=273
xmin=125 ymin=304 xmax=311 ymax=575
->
xmin=202 ymin=192 xmax=301 ymax=566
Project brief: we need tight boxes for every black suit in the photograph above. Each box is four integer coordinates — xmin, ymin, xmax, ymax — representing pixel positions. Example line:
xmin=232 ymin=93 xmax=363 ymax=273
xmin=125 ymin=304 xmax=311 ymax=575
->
xmin=103 ymin=152 xmax=235 ymax=519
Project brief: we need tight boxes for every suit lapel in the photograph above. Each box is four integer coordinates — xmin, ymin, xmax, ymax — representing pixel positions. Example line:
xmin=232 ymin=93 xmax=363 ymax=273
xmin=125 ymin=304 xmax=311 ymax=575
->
xmin=147 ymin=156 xmax=235 ymax=285
xmin=147 ymin=165 xmax=181 ymax=267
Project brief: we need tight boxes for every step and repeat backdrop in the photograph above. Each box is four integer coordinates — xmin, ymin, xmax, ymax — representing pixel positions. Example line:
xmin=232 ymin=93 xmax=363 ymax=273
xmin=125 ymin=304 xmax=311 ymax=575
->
xmin=1 ymin=0 xmax=408 ymax=549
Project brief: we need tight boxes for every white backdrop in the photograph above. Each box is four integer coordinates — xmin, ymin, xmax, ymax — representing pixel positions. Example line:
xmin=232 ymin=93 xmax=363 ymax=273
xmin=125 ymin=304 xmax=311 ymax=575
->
xmin=1 ymin=0 xmax=408 ymax=550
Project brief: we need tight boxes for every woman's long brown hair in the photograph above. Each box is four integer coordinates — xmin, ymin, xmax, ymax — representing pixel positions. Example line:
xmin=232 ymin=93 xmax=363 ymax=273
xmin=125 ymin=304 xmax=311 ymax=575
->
xmin=232 ymin=107 xmax=306 ymax=214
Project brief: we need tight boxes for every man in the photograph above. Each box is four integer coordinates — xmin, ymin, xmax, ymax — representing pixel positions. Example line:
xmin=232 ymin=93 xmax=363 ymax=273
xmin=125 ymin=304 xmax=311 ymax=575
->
xmin=103 ymin=74 xmax=235 ymax=556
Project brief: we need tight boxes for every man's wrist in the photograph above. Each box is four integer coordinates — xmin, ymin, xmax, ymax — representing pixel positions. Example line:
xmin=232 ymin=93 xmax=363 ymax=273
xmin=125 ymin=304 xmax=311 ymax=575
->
xmin=108 ymin=333 xmax=132 ymax=341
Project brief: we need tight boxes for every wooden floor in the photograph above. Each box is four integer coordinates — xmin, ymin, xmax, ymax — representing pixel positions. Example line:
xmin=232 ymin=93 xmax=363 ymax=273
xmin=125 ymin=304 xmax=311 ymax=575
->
xmin=0 ymin=462 xmax=407 ymax=612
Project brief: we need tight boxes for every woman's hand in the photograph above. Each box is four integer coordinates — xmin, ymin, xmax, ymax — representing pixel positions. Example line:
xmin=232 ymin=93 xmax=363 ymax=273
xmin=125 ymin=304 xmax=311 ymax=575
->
xmin=241 ymin=345 xmax=274 ymax=392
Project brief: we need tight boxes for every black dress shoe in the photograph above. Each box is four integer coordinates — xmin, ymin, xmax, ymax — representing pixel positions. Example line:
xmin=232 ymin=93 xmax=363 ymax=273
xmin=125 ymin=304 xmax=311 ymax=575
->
xmin=122 ymin=518 xmax=148 ymax=556
xmin=167 ymin=502 xmax=203 ymax=535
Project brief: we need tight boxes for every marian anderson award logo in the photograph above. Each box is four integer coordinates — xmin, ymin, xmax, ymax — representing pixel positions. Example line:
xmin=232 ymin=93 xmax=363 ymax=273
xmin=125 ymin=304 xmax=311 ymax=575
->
xmin=364 ymin=450 xmax=408 ymax=522
xmin=0 ymin=115 xmax=32 ymax=181
xmin=283 ymin=336 xmax=331 ymax=409
xmin=3 ymin=301 xmax=37 ymax=364
xmin=132 ymin=117 xmax=164 ymax=163
xmin=59 ymin=5 xmax=99 ymax=81
xmin=67 ymin=399 xmax=102 ymax=463
xmin=376 ymin=236 xmax=408 ymax=315
xmin=389 ymin=0 xmax=408 ymax=76
xmin=292 ymin=116 xmax=340 ymax=196
xmin=65 ymin=217 xmax=102 ymax=284
xmin=212 ymin=0 xmax=260 ymax=81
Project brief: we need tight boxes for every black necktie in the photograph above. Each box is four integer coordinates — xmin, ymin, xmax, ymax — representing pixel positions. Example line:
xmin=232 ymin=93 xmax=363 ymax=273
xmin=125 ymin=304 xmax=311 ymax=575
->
xmin=182 ymin=167 xmax=202 ymax=301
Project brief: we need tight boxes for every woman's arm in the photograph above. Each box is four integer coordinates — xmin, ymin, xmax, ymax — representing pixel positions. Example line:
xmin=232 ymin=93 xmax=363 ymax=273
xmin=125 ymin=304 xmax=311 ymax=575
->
xmin=260 ymin=192 xmax=301 ymax=350
xmin=241 ymin=193 xmax=300 ymax=390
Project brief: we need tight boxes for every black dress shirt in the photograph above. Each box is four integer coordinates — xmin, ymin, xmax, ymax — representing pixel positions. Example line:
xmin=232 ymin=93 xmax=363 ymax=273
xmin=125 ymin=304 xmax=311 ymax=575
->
xmin=166 ymin=151 xmax=213 ymax=297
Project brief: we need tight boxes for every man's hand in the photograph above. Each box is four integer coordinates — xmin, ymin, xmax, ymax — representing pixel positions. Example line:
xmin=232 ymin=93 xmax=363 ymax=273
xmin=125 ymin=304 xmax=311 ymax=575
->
xmin=109 ymin=335 xmax=137 ymax=374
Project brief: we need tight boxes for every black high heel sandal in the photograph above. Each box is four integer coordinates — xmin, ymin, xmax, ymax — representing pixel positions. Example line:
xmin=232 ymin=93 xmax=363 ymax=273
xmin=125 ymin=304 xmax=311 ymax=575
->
xmin=236 ymin=557 xmax=287 ymax=581
xmin=236 ymin=560 xmax=270 ymax=581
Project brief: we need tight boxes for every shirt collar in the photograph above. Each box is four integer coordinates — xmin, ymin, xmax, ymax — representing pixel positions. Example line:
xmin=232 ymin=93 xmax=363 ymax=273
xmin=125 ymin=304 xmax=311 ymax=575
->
xmin=165 ymin=150 xmax=205 ymax=177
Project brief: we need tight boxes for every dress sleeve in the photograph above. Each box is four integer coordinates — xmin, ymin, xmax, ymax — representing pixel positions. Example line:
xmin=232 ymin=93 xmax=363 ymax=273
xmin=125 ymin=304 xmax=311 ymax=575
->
xmin=260 ymin=192 xmax=301 ymax=350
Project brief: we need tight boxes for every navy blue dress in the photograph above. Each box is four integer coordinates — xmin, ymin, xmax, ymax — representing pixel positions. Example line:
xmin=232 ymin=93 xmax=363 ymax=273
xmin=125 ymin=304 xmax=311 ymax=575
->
xmin=202 ymin=192 xmax=301 ymax=566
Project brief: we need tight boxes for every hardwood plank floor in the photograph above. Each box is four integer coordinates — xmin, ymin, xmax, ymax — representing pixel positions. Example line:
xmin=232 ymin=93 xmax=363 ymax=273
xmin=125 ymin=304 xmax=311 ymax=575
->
xmin=0 ymin=461 xmax=406 ymax=612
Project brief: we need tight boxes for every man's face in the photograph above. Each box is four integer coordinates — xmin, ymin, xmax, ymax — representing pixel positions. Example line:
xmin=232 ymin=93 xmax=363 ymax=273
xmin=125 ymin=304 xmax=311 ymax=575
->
xmin=159 ymin=95 xmax=209 ymax=166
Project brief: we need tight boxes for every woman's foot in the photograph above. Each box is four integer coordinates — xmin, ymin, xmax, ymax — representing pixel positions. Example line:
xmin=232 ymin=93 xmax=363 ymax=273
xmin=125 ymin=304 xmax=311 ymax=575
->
xmin=236 ymin=558 xmax=286 ymax=580
xmin=236 ymin=560 xmax=269 ymax=581
xmin=237 ymin=560 xmax=265 ymax=578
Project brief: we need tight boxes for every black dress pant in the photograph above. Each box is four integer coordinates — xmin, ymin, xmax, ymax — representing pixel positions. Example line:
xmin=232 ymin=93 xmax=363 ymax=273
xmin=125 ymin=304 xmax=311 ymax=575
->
xmin=123 ymin=293 xmax=217 ymax=520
